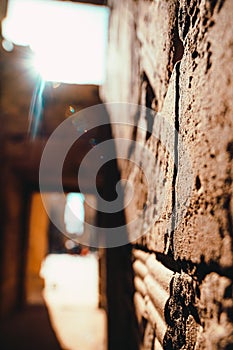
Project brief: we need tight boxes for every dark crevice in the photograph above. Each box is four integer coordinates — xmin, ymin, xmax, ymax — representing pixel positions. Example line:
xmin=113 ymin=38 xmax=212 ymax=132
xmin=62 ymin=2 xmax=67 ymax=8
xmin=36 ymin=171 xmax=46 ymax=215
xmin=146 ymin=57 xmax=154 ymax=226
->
xmin=156 ymin=252 xmax=180 ymax=274
xmin=195 ymin=175 xmax=201 ymax=190
xmin=208 ymin=0 xmax=226 ymax=15
xmin=183 ymin=13 xmax=190 ymax=39
xmin=133 ymin=244 xmax=180 ymax=274
xmin=133 ymin=245 xmax=233 ymax=281
xmin=188 ymin=76 xmax=193 ymax=89
xmin=206 ymin=50 xmax=212 ymax=73
xmin=144 ymin=74 xmax=156 ymax=141
xmin=192 ymin=50 xmax=198 ymax=59
xmin=210 ymin=0 xmax=218 ymax=11
xmin=172 ymin=13 xmax=184 ymax=66
xmin=217 ymin=0 xmax=225 ymax=13
xmin=227 ymin=141 xmax=233 ymax=160
xmin=224 ymin=283 xmax=233 ymax=299
xmin=127 ymin=109 xmax=141 ymax=159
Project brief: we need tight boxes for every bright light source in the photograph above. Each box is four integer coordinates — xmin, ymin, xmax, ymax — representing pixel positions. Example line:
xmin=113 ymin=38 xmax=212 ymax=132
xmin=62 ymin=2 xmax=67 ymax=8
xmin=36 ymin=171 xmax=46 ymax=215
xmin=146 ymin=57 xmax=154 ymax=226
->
xmin=2 ymin=0 xmax=110 ymax=85
xmin=64 ymin=193 xmax=85 ymax=235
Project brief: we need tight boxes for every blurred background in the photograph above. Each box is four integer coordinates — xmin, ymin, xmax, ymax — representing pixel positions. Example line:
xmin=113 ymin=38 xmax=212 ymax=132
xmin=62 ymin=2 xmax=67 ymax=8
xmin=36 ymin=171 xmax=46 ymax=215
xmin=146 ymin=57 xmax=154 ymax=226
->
xmin=0 ymin=1 xmax=113 ymax=349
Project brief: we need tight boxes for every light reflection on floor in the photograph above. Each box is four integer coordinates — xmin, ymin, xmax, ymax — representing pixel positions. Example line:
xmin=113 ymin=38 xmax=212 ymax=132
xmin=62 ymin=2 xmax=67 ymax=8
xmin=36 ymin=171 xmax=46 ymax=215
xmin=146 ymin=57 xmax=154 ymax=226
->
xmin=40 ymin=253 xmax=107 ymax=350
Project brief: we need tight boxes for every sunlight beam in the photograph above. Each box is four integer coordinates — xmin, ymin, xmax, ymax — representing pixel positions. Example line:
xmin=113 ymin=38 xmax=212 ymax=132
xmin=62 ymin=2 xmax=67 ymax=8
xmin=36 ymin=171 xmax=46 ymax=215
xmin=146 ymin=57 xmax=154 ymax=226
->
xmin=2 ymin=0 xmax=110 ymax=85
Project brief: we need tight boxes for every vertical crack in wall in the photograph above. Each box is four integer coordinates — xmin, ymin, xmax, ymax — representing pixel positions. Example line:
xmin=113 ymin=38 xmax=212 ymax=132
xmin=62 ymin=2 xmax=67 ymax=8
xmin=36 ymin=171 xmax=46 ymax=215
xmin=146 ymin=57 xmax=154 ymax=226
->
xmin=166 ymin=61 xmax=181 ymax=256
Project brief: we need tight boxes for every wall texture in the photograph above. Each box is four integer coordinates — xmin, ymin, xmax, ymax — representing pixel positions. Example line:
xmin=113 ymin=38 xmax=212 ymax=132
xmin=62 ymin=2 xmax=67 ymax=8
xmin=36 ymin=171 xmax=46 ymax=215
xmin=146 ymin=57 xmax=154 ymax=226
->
xmin=101 ymin=0 xmax=233 ymax=348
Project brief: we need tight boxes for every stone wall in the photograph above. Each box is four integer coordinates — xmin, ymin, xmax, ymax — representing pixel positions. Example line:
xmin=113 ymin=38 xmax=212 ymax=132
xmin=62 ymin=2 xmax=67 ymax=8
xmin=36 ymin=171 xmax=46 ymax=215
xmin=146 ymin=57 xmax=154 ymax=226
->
xmin=101 ymin=0 xmax=233 ymax=348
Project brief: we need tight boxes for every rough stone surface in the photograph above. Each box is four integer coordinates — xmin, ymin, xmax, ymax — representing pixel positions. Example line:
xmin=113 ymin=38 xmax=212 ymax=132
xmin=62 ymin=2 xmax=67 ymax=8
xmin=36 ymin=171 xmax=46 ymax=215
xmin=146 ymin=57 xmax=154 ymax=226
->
xmin=174 ymin=0 xmax=233 ymax=267
xmin=102 ymin=0 xmax=233 ymax=348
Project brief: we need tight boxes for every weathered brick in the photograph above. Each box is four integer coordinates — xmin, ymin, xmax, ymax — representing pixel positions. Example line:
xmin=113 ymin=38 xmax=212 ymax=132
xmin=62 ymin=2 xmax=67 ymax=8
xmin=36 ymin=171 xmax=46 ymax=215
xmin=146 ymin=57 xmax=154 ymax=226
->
xmin=174 ymin=0 xmax=233 ymax=266
xmin=103 ymin=0 xmax=233 ymax=348
xmin=196 ymin=272 xmax=233 ymax=349
xmin=136 ymin=0 xmax=181 ymax=110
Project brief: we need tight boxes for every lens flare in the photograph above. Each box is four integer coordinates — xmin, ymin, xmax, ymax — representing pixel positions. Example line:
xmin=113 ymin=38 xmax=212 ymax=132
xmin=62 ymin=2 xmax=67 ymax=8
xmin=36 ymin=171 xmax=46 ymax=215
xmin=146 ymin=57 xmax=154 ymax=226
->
xmin=2 ymin=0 xmax=110 ymax=85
